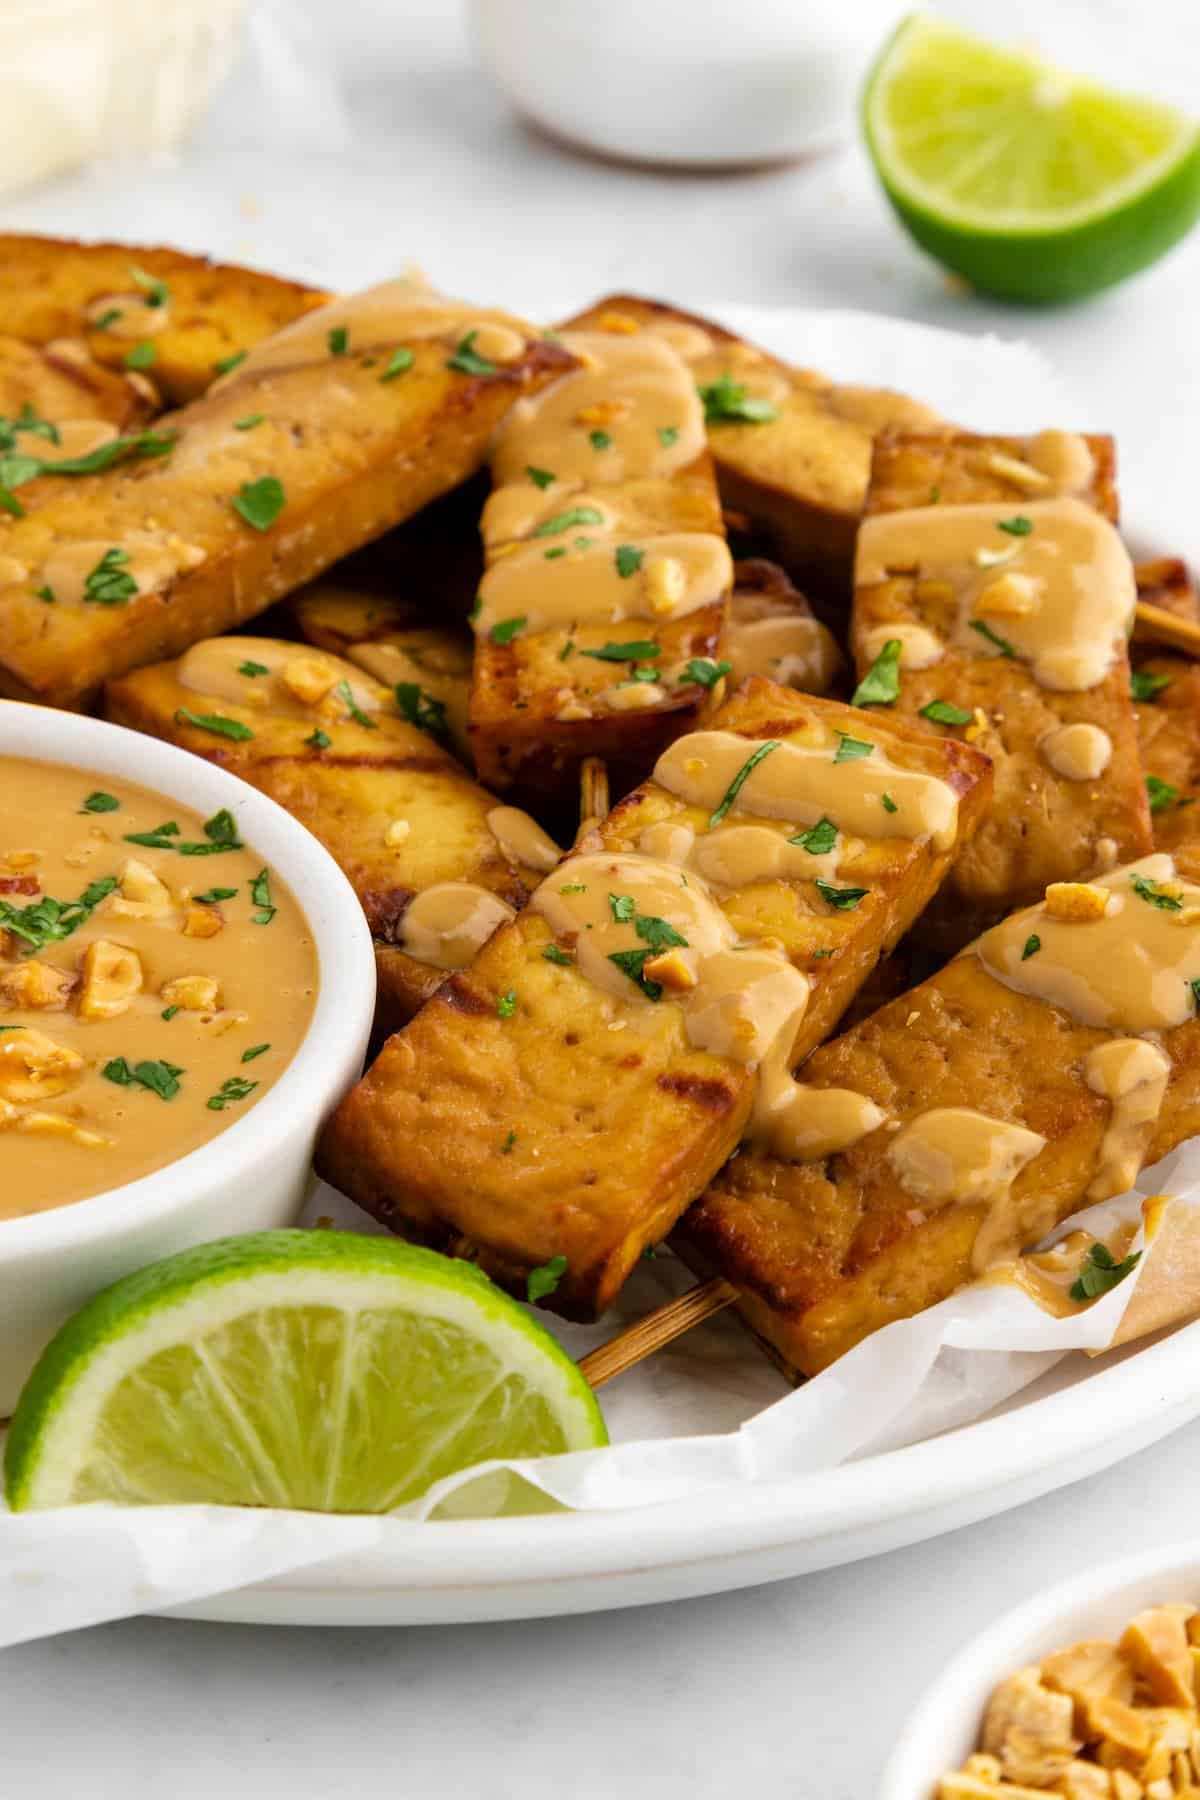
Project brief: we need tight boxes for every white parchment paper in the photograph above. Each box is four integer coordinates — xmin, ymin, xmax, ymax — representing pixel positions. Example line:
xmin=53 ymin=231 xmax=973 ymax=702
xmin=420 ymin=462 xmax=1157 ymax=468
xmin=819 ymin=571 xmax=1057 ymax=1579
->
xmin=1 ymin=313 xmax=1191 ymax=1646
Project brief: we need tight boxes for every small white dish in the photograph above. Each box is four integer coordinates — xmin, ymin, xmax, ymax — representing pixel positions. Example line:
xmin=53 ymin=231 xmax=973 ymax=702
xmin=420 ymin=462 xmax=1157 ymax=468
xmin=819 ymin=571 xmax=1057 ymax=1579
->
xmin=0 ymin=701 xmax=375 ymax=1414
xmin=881 ymin=1542 xmax=1200 ymax=1800
xmin=468 ymin=0 xmax=907 ymax=169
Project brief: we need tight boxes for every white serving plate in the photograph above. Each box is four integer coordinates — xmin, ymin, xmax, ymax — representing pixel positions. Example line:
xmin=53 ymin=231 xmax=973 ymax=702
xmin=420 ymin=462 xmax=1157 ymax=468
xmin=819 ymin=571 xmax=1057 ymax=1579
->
xmin=156 ymin=303 xmax=1200 ymax=1628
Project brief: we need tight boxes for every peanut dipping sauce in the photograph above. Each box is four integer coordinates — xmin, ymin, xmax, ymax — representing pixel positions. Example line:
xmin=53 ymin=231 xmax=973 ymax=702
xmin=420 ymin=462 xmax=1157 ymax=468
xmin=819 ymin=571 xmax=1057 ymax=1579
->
xmin=0 ymin=759 xmax=317 ymax=1219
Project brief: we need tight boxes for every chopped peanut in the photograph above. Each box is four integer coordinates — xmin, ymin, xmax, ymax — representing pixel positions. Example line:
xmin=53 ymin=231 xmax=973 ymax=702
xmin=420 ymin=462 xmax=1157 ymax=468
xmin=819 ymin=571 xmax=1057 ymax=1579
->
xmin=642 ymin=949 xmax=697 ymax=992
xmin=108 ymin=856 xmax=173 ymax=920
xmin=466 ymin=321 xmax=525 ymax=366
xmin=1055 ymin=1762 xmax=1110 ymax=1800
xmin=4 ymin=850 xmax=40 ymax=871
xmin=643 ymin=554 xmax=687 ymax=616
xmin=384 ymin=818 xmax=411 ymax=847
xmin=78 ymin=939 xmax=143 ymax=1020
xmin=975 ymin=573 xmax=1042 ymax=620
xmin=1121 ymin=1611 xmax=1197 ymax=1709
xmin=281 ymin=654 xmax=338 ymax=707
xmin=0 ymin=1028 xmax=84 ymax=1102
xmin=983 ymin=1668 xmax=1080 ymax=1786
xmin=1044 ymin=882 xmax=1112 ymax=923
xmin=915 ymin=578 xmax=956 ymax=605
xmin=940 ymin=1775 xmax=1045 ymax=1800
xmin=182 ymin=901 xmax=224 ymax=939
xmin=965 ymin=707 xmax=991 ymax=745
xmin=1110 ymin=1771 xmax=1144 ymax=1800
xmin=555 ymin=700 xmax=592 ymax=722
xmin=0 ymin=959 xmax=76 ymax=1011
xmin=160 ymin=974 xmax=220 ymax=1013
xmin=16 ymin=1112 xmax=111 ymax=1148
xmin=594 ymin=310 xmax=640 ymax=334
xmin=575 ymin=400 xmax=629 ymax=427
xmin=1044 ymin=1641 xmax=1136 ymax=1711
xmin=976 ymin=450 xmax=1054 ymax=493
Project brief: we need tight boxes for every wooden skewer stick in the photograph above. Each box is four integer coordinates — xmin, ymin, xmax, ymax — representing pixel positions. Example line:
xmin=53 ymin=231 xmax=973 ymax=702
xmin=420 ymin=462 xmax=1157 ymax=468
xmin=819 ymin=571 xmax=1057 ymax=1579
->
xmin=579 ymin=755 xmax=611 ymax=828
xmin=577 ymin=1278 xmax=737 ymax=1390
xmin=1133 ymin=601 xmax=1200 ymax=659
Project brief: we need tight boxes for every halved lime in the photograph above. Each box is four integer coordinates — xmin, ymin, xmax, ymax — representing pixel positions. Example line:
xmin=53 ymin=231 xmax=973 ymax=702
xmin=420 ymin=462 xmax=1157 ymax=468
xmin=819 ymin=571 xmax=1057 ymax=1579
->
xmin=863 ymin=14 xmax=1200 ymax=302
xmin=4 ymin=1231 xmax=606 ymax=1513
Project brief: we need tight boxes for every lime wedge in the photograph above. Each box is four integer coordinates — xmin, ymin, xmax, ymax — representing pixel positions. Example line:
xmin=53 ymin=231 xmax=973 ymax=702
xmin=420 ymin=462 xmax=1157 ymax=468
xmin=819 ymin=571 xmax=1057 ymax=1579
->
xmin=863 ymin=14 xmax=1200 ymax=302
xmin=4 ymin=1231 xmax=606 ymax=1513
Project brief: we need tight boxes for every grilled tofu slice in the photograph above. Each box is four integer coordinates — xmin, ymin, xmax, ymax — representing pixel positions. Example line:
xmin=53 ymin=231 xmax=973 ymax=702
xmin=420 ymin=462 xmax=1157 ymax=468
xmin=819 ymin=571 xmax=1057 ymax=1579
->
xmin=564 ymin=294 xmax=941 ymax=601
xmin=1131 ymin=558 xmax=1200 ymax=848
xmin=728 ymin=558 xmax=842 ymax=696
xmin=851 ymin=430 xmax=1151 ymax=946
xmin=293 ymin=582 xmax=474 ymax=766
xmin=318 ymin=677 xmax=991 ymax=1318
xmin=469 ymin=318 xmax=732 ymax=811
xmin=0 ymin=334 xmax=155 ymax=435
xmin=0 ymin=280 xmax=572 ymax=710
xmin=679 ymin=848 xmax=1200 ymax=1377
xmin=105 ymin=637 xmax=556 ymax=1031
xmin=0 ymin=234 xmax=327 ymax=403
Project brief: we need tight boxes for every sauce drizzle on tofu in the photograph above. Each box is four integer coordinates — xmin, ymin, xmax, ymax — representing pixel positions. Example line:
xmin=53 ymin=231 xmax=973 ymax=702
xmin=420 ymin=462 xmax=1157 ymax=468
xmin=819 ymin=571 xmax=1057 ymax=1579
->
xmin=0 ymin=759 xmax=316 ymax=1219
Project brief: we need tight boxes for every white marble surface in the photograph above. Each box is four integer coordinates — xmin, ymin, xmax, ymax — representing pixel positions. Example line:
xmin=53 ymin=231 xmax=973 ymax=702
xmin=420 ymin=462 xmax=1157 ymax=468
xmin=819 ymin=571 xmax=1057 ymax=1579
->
xmin=3 ymin=2 xmax=1200 ymax=1790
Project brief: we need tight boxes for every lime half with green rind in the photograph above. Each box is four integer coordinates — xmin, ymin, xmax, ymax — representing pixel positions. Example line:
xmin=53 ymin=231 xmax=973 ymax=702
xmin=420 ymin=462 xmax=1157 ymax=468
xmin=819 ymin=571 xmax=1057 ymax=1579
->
xmin=863 ymin=14 xmax=1200 ymax=303
xmin=4 ymin=1230 xmax=606 ymax=1513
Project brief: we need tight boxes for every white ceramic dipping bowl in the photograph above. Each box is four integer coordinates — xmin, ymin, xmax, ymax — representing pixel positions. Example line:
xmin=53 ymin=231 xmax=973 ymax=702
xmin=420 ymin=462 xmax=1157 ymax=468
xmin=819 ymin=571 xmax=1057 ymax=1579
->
xmin=882 ymin=1542 xmax=1200 ymax=1800
xmin=0 ymin=701 xmax=375 ymax=1414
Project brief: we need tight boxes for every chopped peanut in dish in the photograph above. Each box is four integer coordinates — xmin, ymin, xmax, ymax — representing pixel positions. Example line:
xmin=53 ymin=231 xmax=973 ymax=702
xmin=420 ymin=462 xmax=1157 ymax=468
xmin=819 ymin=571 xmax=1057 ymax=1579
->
xmin=939 ymin=1602 xmax=1200 ymax=1799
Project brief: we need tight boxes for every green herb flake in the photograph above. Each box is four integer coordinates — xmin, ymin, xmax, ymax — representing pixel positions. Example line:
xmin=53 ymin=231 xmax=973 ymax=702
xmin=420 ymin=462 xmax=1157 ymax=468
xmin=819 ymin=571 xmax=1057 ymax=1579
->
xmin=969 ymin=618 xmax=1016 ymax=658
xmin=698 ymin=372 xmax=779 ymax=425
xmin=103 ymin=1057 xmax=183 ymax=1101
xmin=919 ymin=698 xmax=973 ymax=727
xmin=92 ymin=307 xmax=123 ymax=332
xmin=327 ymin=325 xmax=349 ymax=356
xmin=1022 ymin=934 xmax=1041 ymax=961
xmin=496 ymin=990 xmax=517 ymax=1020
xmin=881 ymin=792 xmax=898 ymax=814
xmin=544 ymin=547 xmax=567 ymax=561
xmin=607 ymin=948 xmax=663 ymax=1001
xmin=173 ymin=708 xmax=254 ymax=742
xmin=996 ymin=515 xmax=1034 ymax=537
xmin=250 ymin=868 xmax=275 ymax=925
xmin=0 ymin=876 xmax=117 ymax=954
xmin=207 ymin=1076 xmax=259 ymax=1112
xmin=532 ymin=506 xmax=604 ymax=539
xmin=790 ymin=817 xmax=837 ymax=856
xmin=213 ymin=350 xmax=247 ymax=376
xmin=526 ymin=465 xmax=555 ymax=489
xmin=815 ymin=879 xmax=869 ymax=912
xmin=543 ymin=945 xmax=573 ymax=965
xmin=304 ymin=727 xmax=331 ymax=750
xmin=615 ymin=544 xmax=644 ymax=579
xmin=832 ymin=732 xmax=873 ymax=764
xmin=559 ymin=639 xmax=575 ymax=662
xmin=446 ymin=331 xmax=497 ymax=377
xmin=1147 ymin=775 xmax=1180 ymax=814
xmin=589 ymin=429 xmax=612 ymax=451
xmin=241 ymin=1043 xmax=271 ymax=1063
xmin=84 ymin=547 xmax=137 ymax=606
xmin=238 ymin=659 xmax=270 ymax=677
xmin=710 ymin=740 xmax=780 ymax=826
xmin=1070 ymin=1242 xmax=1141 ymax=1303
xmin=609 ymin=893 xmax=636 ymax=923
xmin=1191 ymin=978 xmax=1200 ymax=1014
xmin=657 ymin=426 xmax=679 ymax=447
xmin=232 ymin=475 xmax=285 ymax=532
xmin=81 ymin=791 xmax=119 ymax=814
xmin=394 ymin=682 xmax=449 ymax=745
xmin=851 ymin=637 xmax=903 ymax=707
xmin=559 ymin=883 xmax=586 ymax=895
xmin=379 ymin=346 xmax=414 ymax=381
xmin=194 ymin=886 xmax=237 ymax=905
xmin=129 ymin=265 xmax=170 ymax=308
xmin=1131 ymin=669 xmax=1171 ymax=702
xmin=234 ymin=414 xmax=264 ymax=432
xmin=122 ymin=821 xmax=180 ymax=850
xmin=526 ymin=1254 xmax=568 ymax=1303
xmin=161 ymin=1006 xmax=180 ymax=1021
xmin=336 ymin=678 xmax=377 ymax=730
xmin=581 ymin=640 xmax=660 ymax=664
xmin=679 ymin=658 xmax=732 ymax=690
xmin=35 ymin=585 xmax=54 ymax=603
xmin=123 ymin=341 xmax=156 ymax=369
xmin=490 ymin=616 xmax=527 ymax=645
xmin=1130 ymin=873 xmax=1183 ymax=911
xmin=501 ymin=1129 xmax=517 ymax=1154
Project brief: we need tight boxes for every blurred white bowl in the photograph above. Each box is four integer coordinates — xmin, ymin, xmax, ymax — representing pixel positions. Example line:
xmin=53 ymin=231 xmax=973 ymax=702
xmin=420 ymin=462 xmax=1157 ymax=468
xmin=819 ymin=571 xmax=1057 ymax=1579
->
xmin=468 ymin=0 xmax=906 ymax=168
xmin=882 ymin=1542 xmax=1200 ymax=1800
xmin=0 ymin=702 xmax=374 ymax=1414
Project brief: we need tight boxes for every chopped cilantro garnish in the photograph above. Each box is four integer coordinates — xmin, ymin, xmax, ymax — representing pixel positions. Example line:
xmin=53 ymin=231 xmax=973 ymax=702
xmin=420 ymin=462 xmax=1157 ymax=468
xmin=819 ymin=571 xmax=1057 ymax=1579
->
xmin=446 ymin=332 xmax=497 ymax=376
xmin=532 ymin=506 xmax=604 ymax=539
xmin=213 ymin=349 xmax=247 ymax=376
xmin=501 ymin=1129 xmax=517 ymax=1154
xmin=815 ymin=879 xmax=868 ymax=911
xmin=123 ymin=341 xmax=156 ymax=369
xmin=560 ymin=883 xmax=585 ymax=894
xmin=969 ymin=618 xmax=1016 ymax=657
xmin=832 ymin=732 xmax=873 ymax=763
xmin=84 ymin=547 xmax=137 ymax=606
xmin=615 ymin=544 xmax=644 ymax=579
xmin=559 ymin=640 xmax=574 ymax=661
xmin=173 ymin=709 xmax=254 ymax=741
xmin=92 ymin=307 xmax=123 ymax=332
xmin=996 ymin=515 xmax=1034 ymax=537
xmin=526 ymin=1255 xmax=567 ymax=1302
xmin=790 ymin=817 xmax=837 ymax=855
xmin=35 ymin=586 xmax=54 ymax=603
xmin=1147 ymin=774 xmax=1179 ymax=814
xmin=582 ymin=640 xmax=660 ymax=663
xmin=497 ymin=990 xmax=517 ymax=1019
xmin=327 ymin=325 xmax=349 ymax=356
xmin=207 ymin=1075 xmax=259 ymax=1112
xmin=491 ymin=616 xmax=527 ymax=645
xmin=851 ymin=638 xmax=902 ymax=707
xmin=380 ymin=346 xmax=414 ymax=382
xmin=526 ymin=465 xmax=555 ymax=489
xmin=919 ymin=699 xmax=973 ymax=727
xmin=544 ymin=547 xmax=567 ymax=560
xmin=1131 ymin=669 xmax=1171 ymax=702
xmin=194 ymin=887 xmax=237 ymax=905
xmin=238 ymin=659 xmax=269 ymax=676
xmin=161 ymin=1006 xmax=180 ymax=1021
xmin=394 ymin=682 xmax=450 ymax=745
xmin=609 ymin=893 xmax=636 ymax=923
xmin=123 ymin=821 xmax=180 ymax=850
xmin=710 ymin=739 xmax=781 ymax=826
xmin=589 ymin=429 xmax=612 ymax=451
xmin=241 ymin=1044 xmax=271 ymax=1063
xmin=1070 ymin=1242 xmax=1141 ymax=1303
xmin=881 ymin=793 xmax=898 ymax=814
xmin=679 ymin=658 xmax=732 ymax=690
xmin=336 ymin=679 xmax=377 ymax=729
xmin=250 ymin=868 xmax=275 ymax=925
xmin=81 ymin=791 xmax=119 ymax=814
xmin=1022 ymin=934 xmax=1041 ymax=961
xmin=1130 ymin=873 xmax=1182 ymax=911
xmin=657 ymin=426 xmax=679 ymax=447
xmin=232 ymin=476 xmax=285 ymax=532
xmin=607 ymin=948 xmax=663 ymax=1001
xmin=234 ymin=414 xmax=264 ymax=432
xmin=698 ymin=373 xmax=779 ymax=425
xmin=103 ymin=1057 xmax=183 ymax=1101
xmin=305 ymin=727 xmax=331 ymax=750
xmin=0 ymin=876 xmax=117 ymax=954
xmin=130 ymin=265 xmax=170 ymax=308
xmin=543 ymin=945 xmax=573 ymax=965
